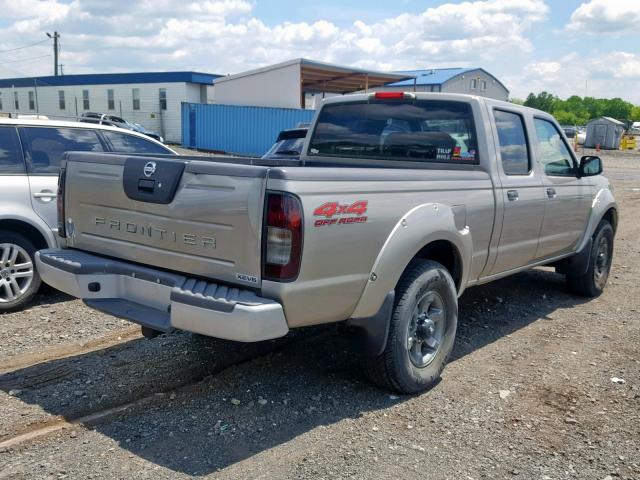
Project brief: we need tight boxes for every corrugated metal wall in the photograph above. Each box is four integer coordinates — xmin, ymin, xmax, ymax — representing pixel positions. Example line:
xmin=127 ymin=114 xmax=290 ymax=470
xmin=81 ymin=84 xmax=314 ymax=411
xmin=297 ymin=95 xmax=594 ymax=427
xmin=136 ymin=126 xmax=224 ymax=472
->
xmin=181 ymin=102 xmax=316 ymax=155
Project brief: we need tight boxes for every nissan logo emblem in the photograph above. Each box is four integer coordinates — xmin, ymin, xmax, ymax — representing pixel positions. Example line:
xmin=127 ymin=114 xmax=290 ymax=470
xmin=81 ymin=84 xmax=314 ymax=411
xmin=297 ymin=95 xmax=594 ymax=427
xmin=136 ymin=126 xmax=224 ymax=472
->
xmin=143 ymin=161 xmax=157 ymax=177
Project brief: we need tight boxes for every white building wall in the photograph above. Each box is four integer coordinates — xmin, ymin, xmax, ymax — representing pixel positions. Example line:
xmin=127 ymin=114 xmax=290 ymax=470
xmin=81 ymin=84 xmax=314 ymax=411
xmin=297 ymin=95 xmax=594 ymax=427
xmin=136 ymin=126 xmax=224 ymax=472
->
xmin=0 ymin=81 xmax=196 ymax=143
xmin=212 ymin=63 xmax=301 ymax=109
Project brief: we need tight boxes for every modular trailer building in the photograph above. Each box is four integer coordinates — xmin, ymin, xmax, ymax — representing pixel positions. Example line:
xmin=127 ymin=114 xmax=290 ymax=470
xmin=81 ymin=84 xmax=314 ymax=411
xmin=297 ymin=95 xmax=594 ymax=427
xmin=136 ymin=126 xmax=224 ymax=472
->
xmin=0 ymin=71 xmax=221 ymax=143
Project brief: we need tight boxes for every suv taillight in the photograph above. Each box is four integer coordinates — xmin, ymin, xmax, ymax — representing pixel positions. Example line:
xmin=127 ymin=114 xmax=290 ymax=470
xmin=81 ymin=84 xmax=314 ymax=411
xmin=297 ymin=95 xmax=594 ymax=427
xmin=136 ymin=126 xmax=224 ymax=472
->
xmin=262 ymin=192 xmax=303 ymax=281
xmin=57 ymin=167 xmax=66 ymax=238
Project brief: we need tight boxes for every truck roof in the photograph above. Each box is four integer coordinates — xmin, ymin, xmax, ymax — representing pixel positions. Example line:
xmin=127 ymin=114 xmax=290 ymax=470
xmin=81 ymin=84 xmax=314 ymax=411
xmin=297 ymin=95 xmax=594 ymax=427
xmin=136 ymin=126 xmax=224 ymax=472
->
xmin=320 ymin=92 xmax=550 ymax=117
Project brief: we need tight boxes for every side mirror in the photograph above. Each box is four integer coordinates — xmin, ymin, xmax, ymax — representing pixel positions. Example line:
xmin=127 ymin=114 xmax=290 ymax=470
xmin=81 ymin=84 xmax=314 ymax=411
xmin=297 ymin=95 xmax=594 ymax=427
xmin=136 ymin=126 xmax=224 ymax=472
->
xmin=579 ymin=155 xmax=602 ymax=177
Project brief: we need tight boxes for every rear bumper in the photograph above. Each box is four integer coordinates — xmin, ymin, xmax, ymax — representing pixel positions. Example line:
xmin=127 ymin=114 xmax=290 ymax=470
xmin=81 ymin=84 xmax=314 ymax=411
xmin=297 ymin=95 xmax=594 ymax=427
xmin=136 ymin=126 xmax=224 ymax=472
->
xmin=35 ymin=249 xmax=289 ymax=342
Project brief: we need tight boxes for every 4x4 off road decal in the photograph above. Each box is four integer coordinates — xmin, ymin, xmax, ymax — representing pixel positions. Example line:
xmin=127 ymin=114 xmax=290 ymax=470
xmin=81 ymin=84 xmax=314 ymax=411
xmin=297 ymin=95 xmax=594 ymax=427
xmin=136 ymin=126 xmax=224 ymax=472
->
xmin=313 ymin=200 xmax=368 ymax=227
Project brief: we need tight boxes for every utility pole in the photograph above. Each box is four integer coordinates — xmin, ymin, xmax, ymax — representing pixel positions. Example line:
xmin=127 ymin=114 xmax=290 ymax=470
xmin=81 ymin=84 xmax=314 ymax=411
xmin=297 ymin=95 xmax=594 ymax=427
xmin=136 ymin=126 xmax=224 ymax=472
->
xmin=46 ymin=31 xmax=60 ymax=76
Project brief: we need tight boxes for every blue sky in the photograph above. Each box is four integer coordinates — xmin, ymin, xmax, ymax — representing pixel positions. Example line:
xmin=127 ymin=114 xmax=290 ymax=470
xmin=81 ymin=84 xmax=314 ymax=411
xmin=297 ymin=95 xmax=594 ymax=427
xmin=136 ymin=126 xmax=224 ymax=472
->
xmin=1 ymin=0 xmax=639 ymax=102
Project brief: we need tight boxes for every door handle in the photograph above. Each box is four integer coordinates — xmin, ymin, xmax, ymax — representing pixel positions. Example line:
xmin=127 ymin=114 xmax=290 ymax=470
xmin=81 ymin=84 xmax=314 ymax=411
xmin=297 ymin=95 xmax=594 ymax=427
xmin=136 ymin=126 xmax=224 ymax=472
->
xmin=546 ymin=187 xmax=557 ymax=199
xmin=507 ymin=190 xmax=519 ymax=202
xmin=33 ymin=191 xmax=57 ymax=200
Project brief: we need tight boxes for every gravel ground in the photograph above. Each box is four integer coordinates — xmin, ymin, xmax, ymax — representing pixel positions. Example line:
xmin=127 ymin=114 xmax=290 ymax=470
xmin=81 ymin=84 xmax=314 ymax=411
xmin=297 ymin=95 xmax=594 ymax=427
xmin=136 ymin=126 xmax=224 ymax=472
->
xmin=0 ymin=152 xmax=638 ymax=479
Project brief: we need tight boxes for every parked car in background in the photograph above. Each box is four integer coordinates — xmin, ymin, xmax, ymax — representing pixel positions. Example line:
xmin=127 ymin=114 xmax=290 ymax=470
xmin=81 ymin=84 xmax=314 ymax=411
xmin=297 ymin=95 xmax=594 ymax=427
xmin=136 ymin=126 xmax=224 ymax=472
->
xmin=562 ymin=125 xmax=586 ymax=146
xmin=262 ymin=126 xmax=309 ymax=160
xmin=38 ymin=93 xmax=616 ymax=393
xmin=80 ymin=112 xmax=164 ymax=143
xmin=0 ymin=118 xmax=176 ymax=312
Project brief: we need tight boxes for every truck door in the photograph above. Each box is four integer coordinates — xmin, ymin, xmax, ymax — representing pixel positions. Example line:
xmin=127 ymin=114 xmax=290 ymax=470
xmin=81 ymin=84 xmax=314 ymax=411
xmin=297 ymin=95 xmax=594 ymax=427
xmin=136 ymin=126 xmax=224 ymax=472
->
xmin=488 ymin=109 xmax=546 ymax=275
xmin=532 ymin=118 xmax=591 ymax=259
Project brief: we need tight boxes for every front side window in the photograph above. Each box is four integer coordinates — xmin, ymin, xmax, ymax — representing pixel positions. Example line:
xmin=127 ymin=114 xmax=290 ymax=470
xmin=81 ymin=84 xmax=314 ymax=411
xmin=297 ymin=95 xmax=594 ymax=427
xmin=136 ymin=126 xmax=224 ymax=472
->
xmin=159 ymin=88 xmax=167 ymax=110
xmin=534 ymin=118 xmax=576 ymax=177
xmin=82 ymin=90 xmax=90 ymax=110
xmin=309 ymin=100 xmax=478 ymax=165
xmin=28 ymin=91 xmax=35 ymax=110
xmin=20 ymin=127 xmax=104 ymax=174
xmin=107 ymin=89 xmax=115 ymax=110
xmin=103 ymin=131 xmax=171 ymax=154
xmin=0 ymin=127 xmax=25 ymax=174
xmin=58 ymin=90 xmax=65 ymax=110
xmin=14 ymin=92 xmax=19 ymax=110
xmin=494 ymin=109 xmax=530 ymax=175
xmin=132 ymin=88 xmax=140 ymax=110
xmin=0 ymin=92 xmax=3 ymax=110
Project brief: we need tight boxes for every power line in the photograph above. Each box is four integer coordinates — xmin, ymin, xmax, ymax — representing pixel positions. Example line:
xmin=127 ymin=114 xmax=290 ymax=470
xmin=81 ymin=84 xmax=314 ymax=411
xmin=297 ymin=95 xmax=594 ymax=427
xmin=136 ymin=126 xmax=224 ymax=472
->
xmin=0 ymin=54 xmax=52 ymax=64
xmin=0 ymin=38 xmax=48 ymax=54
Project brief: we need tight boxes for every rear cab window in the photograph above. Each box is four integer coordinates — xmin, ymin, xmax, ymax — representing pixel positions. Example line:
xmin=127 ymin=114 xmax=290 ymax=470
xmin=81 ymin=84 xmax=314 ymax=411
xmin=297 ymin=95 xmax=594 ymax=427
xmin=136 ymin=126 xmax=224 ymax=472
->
xmin=102 ymin=131 xmax=171 ymax=155
xmin=308 ymin=99 xmax=478 ymax=166
xmin=19 ymin=127 xmax=105 ymax=174
xmin=493 ymin=109 xmax=530 ymax=175
xmin=0 ymin=127 xmax=26 ymax=174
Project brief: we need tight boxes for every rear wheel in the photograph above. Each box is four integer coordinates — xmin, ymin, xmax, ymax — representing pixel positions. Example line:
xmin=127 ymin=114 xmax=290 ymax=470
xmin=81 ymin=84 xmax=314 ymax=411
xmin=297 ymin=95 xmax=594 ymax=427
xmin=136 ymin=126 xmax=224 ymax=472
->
xmin=366 ymin=259 xmax=458 ymax=394
xmin=0 ymin=231 xmax=41 ymax=313
xmin=567 ymin=220 xmax=614 ymax=297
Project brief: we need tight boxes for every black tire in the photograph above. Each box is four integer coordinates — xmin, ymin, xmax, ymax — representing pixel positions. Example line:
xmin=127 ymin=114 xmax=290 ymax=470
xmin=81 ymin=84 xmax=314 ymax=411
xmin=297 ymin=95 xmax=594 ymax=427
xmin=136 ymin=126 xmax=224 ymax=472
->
xmin=0 ymin=231 xmax=41 ymax=313
xmin=365 ymin=259 xmax=458 ymax=394
xmin=566 ymin=221 xmax=614 ymax=297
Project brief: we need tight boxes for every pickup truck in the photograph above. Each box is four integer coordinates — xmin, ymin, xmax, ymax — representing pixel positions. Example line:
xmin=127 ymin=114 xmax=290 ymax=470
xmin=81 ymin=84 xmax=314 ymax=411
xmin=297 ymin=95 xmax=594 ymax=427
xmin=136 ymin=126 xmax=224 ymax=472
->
xmin=35 ymin=92 xmax=617 ymax=393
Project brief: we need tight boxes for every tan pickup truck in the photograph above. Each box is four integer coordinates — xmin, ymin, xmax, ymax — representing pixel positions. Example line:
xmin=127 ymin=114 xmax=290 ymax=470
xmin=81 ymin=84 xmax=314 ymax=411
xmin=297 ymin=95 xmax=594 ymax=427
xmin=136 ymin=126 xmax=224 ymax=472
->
xmin=36 ymin=92 xmax=617 ymax=393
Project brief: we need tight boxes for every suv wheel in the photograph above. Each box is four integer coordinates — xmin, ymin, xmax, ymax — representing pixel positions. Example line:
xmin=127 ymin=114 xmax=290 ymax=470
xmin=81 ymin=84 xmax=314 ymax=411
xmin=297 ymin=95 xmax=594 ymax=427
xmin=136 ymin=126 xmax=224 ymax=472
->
xmin=0 ymin=231 xmax=41 ymax=313
xmin=567 ymin=220 xmax=614 ymax=297
xmin=366 ymin=259 xmax=458 ymax=394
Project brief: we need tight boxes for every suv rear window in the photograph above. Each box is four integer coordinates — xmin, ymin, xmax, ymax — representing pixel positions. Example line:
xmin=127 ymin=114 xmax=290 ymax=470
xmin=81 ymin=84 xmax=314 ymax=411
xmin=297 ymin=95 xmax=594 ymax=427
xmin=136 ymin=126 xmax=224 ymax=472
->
xmin=0 ymin=127 xmax=25 ymax=174
xmin=20 ymin=126 xmax=104 ymax=174
xmin=308 ymin=100 xmax=478 ymax=164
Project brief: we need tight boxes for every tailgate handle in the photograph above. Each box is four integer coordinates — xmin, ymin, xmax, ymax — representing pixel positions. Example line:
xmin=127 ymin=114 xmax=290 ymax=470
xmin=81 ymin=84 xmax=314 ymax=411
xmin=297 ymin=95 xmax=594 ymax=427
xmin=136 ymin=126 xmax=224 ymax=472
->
xmin=138 ymin=178 xmax=155 ymax=192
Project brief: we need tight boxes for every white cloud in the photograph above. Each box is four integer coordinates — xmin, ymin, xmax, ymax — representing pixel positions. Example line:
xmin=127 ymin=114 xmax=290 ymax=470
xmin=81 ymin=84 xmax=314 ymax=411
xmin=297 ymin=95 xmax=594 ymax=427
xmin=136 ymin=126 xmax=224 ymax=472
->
xmin=0 ymin=0 xmax=549 ymax=77
xmin=508 ymin=51 xmax=640 ymax=103
xmin=567 ymin=0 xmax=640 ymax=35
xmin=524 ymin=61 xmax=562 ymax=76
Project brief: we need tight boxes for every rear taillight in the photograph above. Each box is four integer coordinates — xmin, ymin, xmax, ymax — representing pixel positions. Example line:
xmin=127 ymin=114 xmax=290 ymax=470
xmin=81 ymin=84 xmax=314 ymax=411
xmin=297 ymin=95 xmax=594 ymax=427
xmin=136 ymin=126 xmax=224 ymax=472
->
xmin=57 ymin=167 xmax=66 ymax=238
xmin=262 ymin=192 xmax=303 ymax=281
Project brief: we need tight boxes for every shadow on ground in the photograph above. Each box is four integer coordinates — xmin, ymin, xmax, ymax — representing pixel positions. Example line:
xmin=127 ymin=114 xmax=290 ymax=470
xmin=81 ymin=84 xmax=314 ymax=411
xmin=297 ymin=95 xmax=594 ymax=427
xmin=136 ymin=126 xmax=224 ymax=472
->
xmin=0 ymin=268 xmax=591 ymax=475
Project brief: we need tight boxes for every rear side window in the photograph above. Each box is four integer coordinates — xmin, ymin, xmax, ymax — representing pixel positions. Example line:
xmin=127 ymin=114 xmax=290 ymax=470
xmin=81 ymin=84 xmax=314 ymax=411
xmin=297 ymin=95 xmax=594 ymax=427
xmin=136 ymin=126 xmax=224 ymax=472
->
xmin=0 ymin=127 xmax=25 ymax=174
xmin=309 ymin=100 xmax=478 ymax=164
xmin=494 ymin=110 xmax=530 ymax=175
xmin=20 ymin=127 xmax=104 ymax=174
xmin=102 ymin=131 xmax=170 ymax=154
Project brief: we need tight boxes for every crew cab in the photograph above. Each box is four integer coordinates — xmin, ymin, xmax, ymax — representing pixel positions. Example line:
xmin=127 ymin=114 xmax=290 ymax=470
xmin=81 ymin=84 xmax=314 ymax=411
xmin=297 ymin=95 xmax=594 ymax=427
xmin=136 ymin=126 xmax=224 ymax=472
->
xmin=0 ymin=118 xmax=175 ymax=312
xmin=36 ymin=93 xmax=617 ymax=393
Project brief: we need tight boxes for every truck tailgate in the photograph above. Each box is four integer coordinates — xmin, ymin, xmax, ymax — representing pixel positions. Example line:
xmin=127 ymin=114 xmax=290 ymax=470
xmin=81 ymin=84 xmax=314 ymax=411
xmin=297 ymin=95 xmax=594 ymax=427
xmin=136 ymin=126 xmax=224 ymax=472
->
xmin=63 ymin=153 xmax=268 ymax=287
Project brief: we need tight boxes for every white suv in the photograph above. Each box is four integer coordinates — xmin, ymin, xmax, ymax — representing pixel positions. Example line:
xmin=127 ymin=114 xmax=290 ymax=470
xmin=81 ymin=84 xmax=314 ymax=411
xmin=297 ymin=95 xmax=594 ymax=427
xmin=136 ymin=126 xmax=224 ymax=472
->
xmin=0 ymin=118 xmax=176 ymax=312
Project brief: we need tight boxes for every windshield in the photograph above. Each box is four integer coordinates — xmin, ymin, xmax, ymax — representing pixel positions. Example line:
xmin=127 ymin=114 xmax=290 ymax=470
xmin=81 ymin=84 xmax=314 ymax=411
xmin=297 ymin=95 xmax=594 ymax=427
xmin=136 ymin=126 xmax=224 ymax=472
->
xmin=308 ymin=100 xmax=478 ymax=164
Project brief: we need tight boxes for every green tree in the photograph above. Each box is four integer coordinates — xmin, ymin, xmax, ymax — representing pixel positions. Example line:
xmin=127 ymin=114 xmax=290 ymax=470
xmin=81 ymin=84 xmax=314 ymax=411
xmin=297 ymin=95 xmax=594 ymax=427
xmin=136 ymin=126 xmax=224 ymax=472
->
xmin=631 ymin=106 xmax=640 ymax=122
xmin=553 ymin=110 xmax=580 ymax=126
xmin=600 ymin=98 xmax=633 ymax=120
xmin=524 ymin=91 xmax=558 ymax=112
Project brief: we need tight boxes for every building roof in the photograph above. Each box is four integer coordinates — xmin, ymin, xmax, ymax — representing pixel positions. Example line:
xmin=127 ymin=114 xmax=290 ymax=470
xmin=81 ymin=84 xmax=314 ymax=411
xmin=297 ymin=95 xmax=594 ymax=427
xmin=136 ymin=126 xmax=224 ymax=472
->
xmin=0 ymin=71 xmax=221 ymax=89
xmin=387 ymin=68 xmax=475 ymax=86
xmin=386 ymin=67 xmax=509 ymax=93
xmin=214 ymin=58 xmax=413 ymax=94
xmin=588 ymin=116 xmax=625 ymax=126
